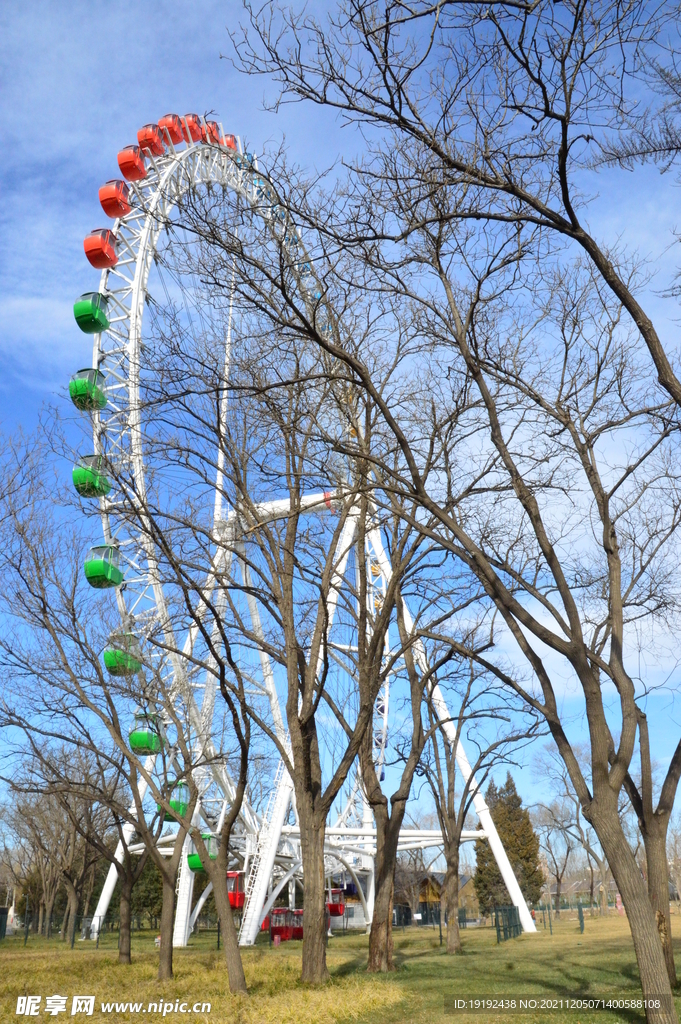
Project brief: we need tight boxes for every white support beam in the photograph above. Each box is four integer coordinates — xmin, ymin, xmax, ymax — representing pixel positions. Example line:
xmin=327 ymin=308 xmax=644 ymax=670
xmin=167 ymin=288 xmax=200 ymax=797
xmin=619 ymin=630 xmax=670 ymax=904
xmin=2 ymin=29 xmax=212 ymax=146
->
xmin=368 ymin=525 xmax=537 ymax=934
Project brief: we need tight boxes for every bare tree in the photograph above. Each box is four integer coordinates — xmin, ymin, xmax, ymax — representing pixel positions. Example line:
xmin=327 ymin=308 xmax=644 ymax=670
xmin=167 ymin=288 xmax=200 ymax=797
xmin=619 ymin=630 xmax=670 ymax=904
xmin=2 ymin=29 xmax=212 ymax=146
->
xmin=393 ymin=813 xmax=441 ymax=920
xmin=0 ymin=439 xmax=211 ymax=980
xmin=232 ymin=17 xmax=681 ymax=1002
xmin=2 ymin=797 xmax=63 ymax=938
xmin=7 ymin=787 xmax=101 ymax=946
xmin=9 ymin=746 xmax=151 ymax=963
xmin=419 ymin=660 xmax=540 ymax=952
xmin=536 ymin=747 xmax=611 ymax=916
xmin=186 ymin=109 xmax=681 ymax=1016
xmin=534 ymin=803 xmax=575 ymax=917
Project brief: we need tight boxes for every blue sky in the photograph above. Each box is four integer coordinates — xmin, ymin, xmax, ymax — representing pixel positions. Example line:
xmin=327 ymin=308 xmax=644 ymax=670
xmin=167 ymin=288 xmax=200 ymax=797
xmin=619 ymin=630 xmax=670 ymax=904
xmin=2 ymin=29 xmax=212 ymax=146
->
xmin=3 ymin=1 xmax=681 ymax=816
xmin=0 ymin=0 xmax=346 ymax=432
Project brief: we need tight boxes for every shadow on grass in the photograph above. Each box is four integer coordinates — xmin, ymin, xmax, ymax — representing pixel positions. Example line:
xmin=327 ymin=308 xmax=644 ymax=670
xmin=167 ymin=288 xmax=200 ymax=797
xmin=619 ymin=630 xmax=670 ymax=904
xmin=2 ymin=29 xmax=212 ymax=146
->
xmin=331 ymin=953 xmax=370 ymax=979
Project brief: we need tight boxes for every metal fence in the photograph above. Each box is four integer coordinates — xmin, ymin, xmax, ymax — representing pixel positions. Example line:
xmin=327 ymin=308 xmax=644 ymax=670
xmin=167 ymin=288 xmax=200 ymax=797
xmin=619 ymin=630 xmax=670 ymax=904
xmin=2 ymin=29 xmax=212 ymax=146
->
xmin=493 ymin=905 xmax=521 ymax=942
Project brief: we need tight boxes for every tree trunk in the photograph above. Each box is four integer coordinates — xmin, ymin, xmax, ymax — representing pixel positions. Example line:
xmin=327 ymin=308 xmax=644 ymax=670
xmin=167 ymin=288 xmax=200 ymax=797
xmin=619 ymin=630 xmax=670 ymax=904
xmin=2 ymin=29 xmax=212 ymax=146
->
xmin=60 ymin=901 xmax=70 ymax=941
xmin=600 ymin=864 xmax=608 ymax=915
xmin=64 ymin=882 xmax=78 ymax=947
xmin=368 ymin=812 xmax=401 ymax=972
xmin=82 ymin=872 xmax=94 ymax=921
xmin=442 ymin=857 xmax=462 ymax=954
xmin=45 ymin=896 xmax=55 ymax=939
xmin=555 ymin=878 xmax=561 ymax=917
xmin=588 ymin=861 xmax=595 ymax=909
xmin=368 ymin=877 xmax=394 ymax=971
xmin=299 ymin=807 xmax=329 ymax=985
xmin=119 ymin=876 xmax=132 ymax=965
xmin=38 ymin=901 xmax=44 ymax=937
xmin=596 ymin=809 xmax=678 ymax=1024
xmin=158 ymin=875 xmax=175 ymax=980
xmin=643 ymin=817 xmax=677 ymax=988
xmin=208 ymin=861 xmax=247 ymax=994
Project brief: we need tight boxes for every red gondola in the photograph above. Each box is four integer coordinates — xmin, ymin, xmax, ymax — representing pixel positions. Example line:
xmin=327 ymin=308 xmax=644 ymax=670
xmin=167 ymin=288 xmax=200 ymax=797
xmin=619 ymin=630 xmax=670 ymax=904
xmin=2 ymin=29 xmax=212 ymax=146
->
xmin=291 ymin=908 xmax=304 ymax=940
xmin=270 ymin=907 xmax=293 ymax=942
xmin=137 ymin=123 xmax=165 ymax=156
xmin=201 ymin=120 xmax=220 ymax=145
xmin=117 ymin=146 xmax=147 ymax=182
xmin=326 ymin=888 xmax=345 ymax=917
xmin=159 ymin=113 xmax=184 ymax=145
xmin=182 ymin=114 xmax=202 ymax=143
xmin=83 ymin=229 xmax=118 ymax=269
xmin=221 ymin=133 xmax=237 ymax=151
xmin=99 ymin=179 xmax=131 ymax=218
xmin=227 ymin=870 xmax=245 ymax=909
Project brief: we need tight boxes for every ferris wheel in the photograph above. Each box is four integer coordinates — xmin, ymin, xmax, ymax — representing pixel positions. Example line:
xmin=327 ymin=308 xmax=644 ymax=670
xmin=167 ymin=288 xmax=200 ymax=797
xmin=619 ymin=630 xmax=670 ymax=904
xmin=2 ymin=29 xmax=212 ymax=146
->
xmin=69 ymin=112 xmax=535 ymax=944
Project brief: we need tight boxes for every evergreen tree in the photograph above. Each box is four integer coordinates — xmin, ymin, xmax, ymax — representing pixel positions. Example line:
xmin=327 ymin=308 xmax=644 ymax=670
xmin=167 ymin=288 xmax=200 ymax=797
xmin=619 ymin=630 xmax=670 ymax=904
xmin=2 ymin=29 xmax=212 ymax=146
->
xmin=129 ymin=858 xmax=163 ymax=929
xmin=474 ymin=773 xmax=543 ymax=914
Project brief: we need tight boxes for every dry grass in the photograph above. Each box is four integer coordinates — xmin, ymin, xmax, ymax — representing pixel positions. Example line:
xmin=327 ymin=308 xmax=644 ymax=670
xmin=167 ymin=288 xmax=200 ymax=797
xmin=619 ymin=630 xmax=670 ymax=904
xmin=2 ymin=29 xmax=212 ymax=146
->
xmin=2 ymin=913 xmax=681 ymax=1022
xmin=0 ymin=930 xmax=402 ymax=1023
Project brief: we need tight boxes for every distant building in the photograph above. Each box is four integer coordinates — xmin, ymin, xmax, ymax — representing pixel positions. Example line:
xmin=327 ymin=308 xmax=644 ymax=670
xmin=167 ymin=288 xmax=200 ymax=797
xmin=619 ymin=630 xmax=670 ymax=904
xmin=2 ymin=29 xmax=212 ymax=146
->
xmin=393 ymin=872 xmax=480 ymax=925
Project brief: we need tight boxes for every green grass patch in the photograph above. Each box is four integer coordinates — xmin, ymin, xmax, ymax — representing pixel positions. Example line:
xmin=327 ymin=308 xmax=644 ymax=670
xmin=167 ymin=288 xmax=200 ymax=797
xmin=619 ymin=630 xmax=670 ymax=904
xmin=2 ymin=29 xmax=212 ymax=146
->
xmin=2 ymin=914 xmax=680 ymax=1022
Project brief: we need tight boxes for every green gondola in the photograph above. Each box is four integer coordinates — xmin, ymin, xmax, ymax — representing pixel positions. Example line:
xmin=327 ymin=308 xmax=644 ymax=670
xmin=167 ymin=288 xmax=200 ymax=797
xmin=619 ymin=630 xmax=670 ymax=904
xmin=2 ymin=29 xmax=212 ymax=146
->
xmin=187 ymin=833 xmax=219 ymax=872
xmin=73 ymin=292 xmax=110 ymax=334
xmin=69 ymin=369 xmax=107 ymax=411
xmin=72 ymin=454 xmax=111 ymax=497
xmin=104 ymin=632 xmax=142 ymax=675
xmin=157 ymin=783 xmax=190 ymax=822
xmin=83 ymin=544 xmax=124 ymax=589
xmin=128 ymin=711 xmax=163 ymax=756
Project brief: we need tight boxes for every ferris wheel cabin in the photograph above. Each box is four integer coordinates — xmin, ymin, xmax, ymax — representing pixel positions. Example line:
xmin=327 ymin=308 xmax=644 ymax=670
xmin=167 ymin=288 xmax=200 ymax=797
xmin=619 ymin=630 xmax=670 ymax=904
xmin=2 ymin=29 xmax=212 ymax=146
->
xmin=83 ymin=229 xmax=118 ymax=270
xmin=158 ymin=114 xmax=184 ymax=145
xmin=228 ymin=871 xmax=245 ymax=909
xmin=117 ymin=145 xmax=147 ymax=182
xmin=157 ymin=783 xmax=190 ymax=821
xmin=72 ymin=454 xmax=111 ymax=497
xmin=69 ymin=369 xmax=107 ymax=411
xmin=103 ymin=633 xmax=142 ymax=675
xmin=182 ymin=114 xmax=202 ymax=142
xmin=326 ymin=889 xmax=345 ymax=916
xmin=137 ymin=123 xmax=166 ymax=156
xmin=200 ymin=120 xmax=220 ymax=145
xmin=73 ymin=292 xmax=110 ymax=334
xmin=128 ymin=712 xmax=163 ymax=756
xmin=128 ymin=711 xmax=164 ymax=756
xmin=83 ymin=544 xmax=124 ymax=589
xmin=99 ymin=179 xmax=132 ymax=218
xmin=187 ymin=833 xmax=218 ymax=872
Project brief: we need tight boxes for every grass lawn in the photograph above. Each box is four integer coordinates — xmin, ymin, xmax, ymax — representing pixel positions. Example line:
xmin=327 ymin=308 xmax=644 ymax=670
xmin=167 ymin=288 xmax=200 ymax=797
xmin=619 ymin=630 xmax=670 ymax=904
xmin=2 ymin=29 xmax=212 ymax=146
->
xmin=2 ymin=913 xmax=680 ymax=1022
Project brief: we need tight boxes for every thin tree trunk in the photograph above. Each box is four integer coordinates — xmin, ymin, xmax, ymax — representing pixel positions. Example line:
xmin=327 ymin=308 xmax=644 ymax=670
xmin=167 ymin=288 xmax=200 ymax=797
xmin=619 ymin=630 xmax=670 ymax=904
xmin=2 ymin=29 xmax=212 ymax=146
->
xmin=597 ymin=811 xmax=678 ymax=1024
xmin=82 ymin=867 xmax=95 ymax=921
xmin=38 ymin=901 xmax=44 ymax=937
xmin=158 ymin=875 xmax=175 ymax=980
xmin=555 ymin=878 xmax=561 ymax=917
xmin=45 ymin=896 xmax=55 ymax=939
xmin=64 ymin=882 xmax=78 ymax=947
xmin=119 ymin=876 xmax=132 ymax=965
xmin=299 ymin=806 xmax=329 ymax=984
xmin=443 ymin=854 xmax=462 ymax=954
xmin=60 ymin=901 xmax=70 ymax=941
xmin=643 ymin=818 xmax=677 ymax=988
xmin=588 ymin=860 xmax=595 ymax=909
xmin=600 ymin=865 xmax=608 ymax=915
